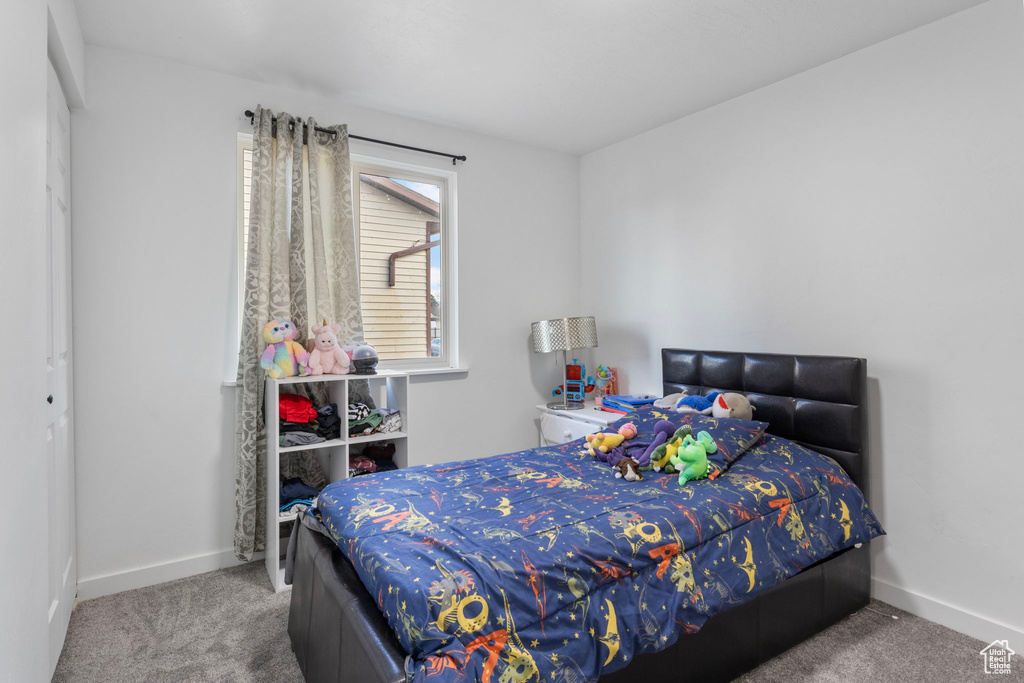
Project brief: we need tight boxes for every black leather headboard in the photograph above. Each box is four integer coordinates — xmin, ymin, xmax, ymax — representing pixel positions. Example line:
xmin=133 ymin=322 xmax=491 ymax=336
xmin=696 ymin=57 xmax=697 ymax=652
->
xmin=662 ymin=349 xmax=868 ymax=496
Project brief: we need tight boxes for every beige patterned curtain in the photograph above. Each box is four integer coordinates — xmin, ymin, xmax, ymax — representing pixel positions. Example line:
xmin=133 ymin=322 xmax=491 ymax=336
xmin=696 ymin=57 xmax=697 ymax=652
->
xmin=234 ymin=106 xmax=367 ymax=561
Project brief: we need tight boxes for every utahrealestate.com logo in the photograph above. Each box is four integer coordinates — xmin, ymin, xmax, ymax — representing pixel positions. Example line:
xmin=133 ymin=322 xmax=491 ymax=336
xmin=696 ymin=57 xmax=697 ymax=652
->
xmin=980 ymin=640 xmax=1015 ymax=675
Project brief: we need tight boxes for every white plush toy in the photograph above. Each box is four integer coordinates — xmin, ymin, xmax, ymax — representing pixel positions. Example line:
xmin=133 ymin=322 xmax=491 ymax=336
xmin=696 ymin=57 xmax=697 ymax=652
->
xmin=308 ymin=320 xmax=351 ymax=375
xmin=654 ymin=392 xmax=688 ymax=409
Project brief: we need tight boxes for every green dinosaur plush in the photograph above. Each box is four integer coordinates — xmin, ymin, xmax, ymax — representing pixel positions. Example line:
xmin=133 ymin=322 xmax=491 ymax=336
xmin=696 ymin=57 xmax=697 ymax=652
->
xmin=669 ymin=430 xmax=717 ymax=485
xmin=648 ymin=426 xmax=691 ymax=473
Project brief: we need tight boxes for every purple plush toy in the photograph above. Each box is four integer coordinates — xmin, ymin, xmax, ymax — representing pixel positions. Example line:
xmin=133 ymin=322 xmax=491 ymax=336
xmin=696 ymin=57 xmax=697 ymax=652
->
xmin=630 ymin=420 xmax=677 ymax=468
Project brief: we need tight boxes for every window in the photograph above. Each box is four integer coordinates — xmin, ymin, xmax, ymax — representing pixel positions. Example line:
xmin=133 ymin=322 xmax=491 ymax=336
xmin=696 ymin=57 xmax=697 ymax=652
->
xmin=236 ymin=137 xmax=458 ymax=371
xmin=236 ymin=133 xmax=253 ymax=339
xmin=352 ymin=156 xmax=456 ymax=369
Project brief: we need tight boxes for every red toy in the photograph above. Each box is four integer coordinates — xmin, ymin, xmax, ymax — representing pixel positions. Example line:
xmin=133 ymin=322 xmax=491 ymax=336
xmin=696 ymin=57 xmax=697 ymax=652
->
xmin=552 ymin=359 xmax=596 ymax=405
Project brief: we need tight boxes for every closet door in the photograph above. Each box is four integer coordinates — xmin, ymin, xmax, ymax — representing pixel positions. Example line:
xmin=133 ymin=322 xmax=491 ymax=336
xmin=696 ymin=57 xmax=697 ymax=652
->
xmin=46 ymin=61 xmax=76 ymax=675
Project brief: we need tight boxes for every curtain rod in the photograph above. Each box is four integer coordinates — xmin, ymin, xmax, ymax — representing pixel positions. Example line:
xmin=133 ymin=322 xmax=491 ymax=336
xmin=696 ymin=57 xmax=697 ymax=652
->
xmin=244 ymin=110 xmax=466 ymax=165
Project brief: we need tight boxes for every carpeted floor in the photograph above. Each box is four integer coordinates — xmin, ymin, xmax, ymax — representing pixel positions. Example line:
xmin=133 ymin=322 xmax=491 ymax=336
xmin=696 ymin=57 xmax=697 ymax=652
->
xmin=54 ymin=561 xmax=1019 ymax=682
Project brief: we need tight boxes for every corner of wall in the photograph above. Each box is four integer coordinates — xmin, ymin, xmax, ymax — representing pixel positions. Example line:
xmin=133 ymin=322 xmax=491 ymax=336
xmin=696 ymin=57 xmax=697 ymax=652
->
xmin=47 ymin=0 xmax=86 ymax=107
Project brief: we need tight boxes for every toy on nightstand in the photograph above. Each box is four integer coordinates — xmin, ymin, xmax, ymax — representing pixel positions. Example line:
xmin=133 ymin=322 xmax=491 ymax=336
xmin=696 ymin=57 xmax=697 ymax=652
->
xmin=261 ymin=318 xmax=310 ymax=379
xmin=593 ymin=365 xmax=618 ymax=407
xmin=552 ymin=358 xmax=595 ymax=407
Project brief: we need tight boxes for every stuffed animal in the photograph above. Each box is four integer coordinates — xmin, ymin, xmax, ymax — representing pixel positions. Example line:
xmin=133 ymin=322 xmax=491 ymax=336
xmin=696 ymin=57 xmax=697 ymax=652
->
xmin=675 ymin=391 xmax=721 ymax=415
xmin=588 ymin=423 xmax=646 ymax=483
xmin=261 ymin=319 xmax=309 ymax=379
xmin=711 ymin=392 xmax=755 ymax=420
xmin=585 ymin=423 xmax=637 ymax=457
xmin=308 ymin=320 xmax=350 ymax=376
xmin=650 ymin=426 xmax=692 ymax=472
xmin=632 ymin=420 xmax=677 ymax=469
xmin=653 ymin=393 xmax=687 ymax=409
xmin=596 ymin=444 xmax=626 ymax=465
xmin=613 ymin=458 xmax=642 ymax=482
xmin=669 ymin=431 xmax=717 ymax=485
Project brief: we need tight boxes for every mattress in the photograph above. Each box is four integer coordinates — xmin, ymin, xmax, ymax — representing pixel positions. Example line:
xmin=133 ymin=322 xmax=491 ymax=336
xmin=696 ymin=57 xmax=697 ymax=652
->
xmin=312 ymin=407 xmax=884 ymax=683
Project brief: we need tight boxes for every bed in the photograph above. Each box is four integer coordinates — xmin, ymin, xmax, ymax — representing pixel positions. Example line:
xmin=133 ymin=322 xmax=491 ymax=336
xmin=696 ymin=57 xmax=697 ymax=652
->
xmin=286 ymin=349 xmax=880 ymax=682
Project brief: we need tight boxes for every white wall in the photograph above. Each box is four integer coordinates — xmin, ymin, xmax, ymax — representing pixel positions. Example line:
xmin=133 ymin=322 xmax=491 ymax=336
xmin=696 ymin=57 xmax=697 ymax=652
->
xmin=580 ymin=0 xmax=1024 ymax=643
xmin=72 ymin=46 xmax=581 ymax=596
xmin=0 ymin=1 xmax=51 ymax=681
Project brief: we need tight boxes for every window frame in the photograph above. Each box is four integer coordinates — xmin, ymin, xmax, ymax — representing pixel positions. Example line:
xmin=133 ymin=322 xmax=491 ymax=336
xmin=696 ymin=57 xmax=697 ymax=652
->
xmin=233 ymin=136 xmax=460 ymax=374
xmin=351 ymin=153 xmax=459 ymax=372
xmin=236 ymin=133 xmax=252 ymax=348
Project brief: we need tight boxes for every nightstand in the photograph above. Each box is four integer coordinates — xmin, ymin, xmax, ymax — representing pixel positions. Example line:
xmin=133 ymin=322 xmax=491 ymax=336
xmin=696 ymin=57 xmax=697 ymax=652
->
xmin=536 ymin=403 xmax=622 ymax=447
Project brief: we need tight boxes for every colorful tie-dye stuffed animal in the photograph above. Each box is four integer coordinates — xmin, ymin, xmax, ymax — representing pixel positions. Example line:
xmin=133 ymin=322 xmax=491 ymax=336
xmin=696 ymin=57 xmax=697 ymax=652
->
xmin=308 ymin=320 xmax=350 ymax=376
xmin=261 ymin=318 xmax=309 ymax=379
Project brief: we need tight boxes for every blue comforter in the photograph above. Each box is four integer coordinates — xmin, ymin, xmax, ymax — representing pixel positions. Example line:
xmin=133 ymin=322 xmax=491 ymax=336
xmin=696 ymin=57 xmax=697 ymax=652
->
xmin=314 ymin=407 xmax=884 ymax=683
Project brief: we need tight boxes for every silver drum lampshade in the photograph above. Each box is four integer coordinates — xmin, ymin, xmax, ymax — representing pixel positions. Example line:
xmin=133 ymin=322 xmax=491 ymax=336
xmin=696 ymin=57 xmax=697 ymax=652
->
xmin=531 ymin=316 xmax=598 ymax=353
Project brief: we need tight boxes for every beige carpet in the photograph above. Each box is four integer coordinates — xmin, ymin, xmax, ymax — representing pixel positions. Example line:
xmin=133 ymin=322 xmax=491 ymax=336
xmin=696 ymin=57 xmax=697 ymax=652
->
xmin=54 ymin=562 xmax=1020 ymax=682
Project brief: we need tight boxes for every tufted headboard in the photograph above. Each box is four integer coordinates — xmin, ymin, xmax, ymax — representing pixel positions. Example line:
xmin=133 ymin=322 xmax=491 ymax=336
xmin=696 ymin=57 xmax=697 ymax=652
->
xmin=662 ymin=349 xmax=868 ymax=496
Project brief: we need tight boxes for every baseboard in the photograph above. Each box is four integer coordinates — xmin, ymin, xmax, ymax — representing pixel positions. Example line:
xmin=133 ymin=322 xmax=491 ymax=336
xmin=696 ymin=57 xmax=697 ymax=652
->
xmin=77 ymin=548 xmax=266 ymax=601
xmin=872 ymin=578 xmax=1024 ymax=646
xmin=75 ymin=557 xmax=1023 ymax=645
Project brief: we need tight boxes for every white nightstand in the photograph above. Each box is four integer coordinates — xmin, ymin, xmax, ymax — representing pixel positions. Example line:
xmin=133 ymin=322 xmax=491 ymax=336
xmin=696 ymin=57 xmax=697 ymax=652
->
xmin=536 ymin=403 xmax=622 ymax=447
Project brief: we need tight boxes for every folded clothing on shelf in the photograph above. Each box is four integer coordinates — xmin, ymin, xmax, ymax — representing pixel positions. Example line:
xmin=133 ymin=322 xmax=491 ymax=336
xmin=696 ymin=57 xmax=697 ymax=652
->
xmin=349 ymin=454 xmax=377 ymax=474
xmin=379 ymin=408 xmax=402 ymax=434
xmin=348 ymin=403 xmax=370 ymax=422
xmin=349 ymin=409 xmax=383 ymax=436
xmin=349 ymin=407 xmax=402 ymax=437
xmin=279 ymin=403 xmax=342 ymax=446
xmin=280 ymin=394 xmax=318 ymax=423
xmin=280 ymin=432 xmax=325 ymax=447
xmin=350 ymin=442 xmax=399 ymax=477
xmin=279 ymin=501 xmax=312 ymax=517
xmin=361 ymin=442 xmax=396 ymax=460
xmin=316 ymin=404 xmax=342 ymax=440
xmin=350 ymin=462 xmax=396 ymax=477
xmin=281 ymin=419 xmax=319 ymax=433
xmin=280 ymin=477 xmax=319 ymax=512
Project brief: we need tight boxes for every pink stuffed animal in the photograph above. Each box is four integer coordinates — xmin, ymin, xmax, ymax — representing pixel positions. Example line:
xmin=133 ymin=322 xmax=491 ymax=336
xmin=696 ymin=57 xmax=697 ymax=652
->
xmin=308 ymin=320 xmax=351 ymax=376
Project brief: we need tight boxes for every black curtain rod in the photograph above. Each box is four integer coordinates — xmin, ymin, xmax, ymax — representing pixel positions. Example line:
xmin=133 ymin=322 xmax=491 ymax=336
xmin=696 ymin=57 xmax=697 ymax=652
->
xmin=244 ymin=110 xmax=466 ymax=165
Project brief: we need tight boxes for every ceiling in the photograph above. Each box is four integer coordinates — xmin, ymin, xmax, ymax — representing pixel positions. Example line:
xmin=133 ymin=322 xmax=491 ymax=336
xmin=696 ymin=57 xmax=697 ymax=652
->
xmin=75 ymin=0 xmax=988 ymax=155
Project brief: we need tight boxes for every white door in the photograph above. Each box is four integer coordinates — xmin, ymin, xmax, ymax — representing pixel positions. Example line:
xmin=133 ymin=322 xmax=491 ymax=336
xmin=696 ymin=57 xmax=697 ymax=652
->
xmin=46 ymin=61 xmax=76 ymax=675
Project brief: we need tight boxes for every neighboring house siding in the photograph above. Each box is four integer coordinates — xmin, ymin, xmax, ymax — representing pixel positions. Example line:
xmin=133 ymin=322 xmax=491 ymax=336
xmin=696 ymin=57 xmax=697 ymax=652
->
xmin=358 ymin=180 xmax=431 ymax=359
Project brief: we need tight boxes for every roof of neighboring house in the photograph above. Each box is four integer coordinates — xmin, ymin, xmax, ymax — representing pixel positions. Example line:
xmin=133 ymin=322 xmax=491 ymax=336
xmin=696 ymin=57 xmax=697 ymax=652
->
xmin=359 ymin=174 xmax=439 ymax=218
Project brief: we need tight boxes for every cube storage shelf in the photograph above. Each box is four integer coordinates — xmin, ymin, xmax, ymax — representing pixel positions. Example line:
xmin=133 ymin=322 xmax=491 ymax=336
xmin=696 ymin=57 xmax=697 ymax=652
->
xmin=264 ymin=370 xmax=409 ymax=592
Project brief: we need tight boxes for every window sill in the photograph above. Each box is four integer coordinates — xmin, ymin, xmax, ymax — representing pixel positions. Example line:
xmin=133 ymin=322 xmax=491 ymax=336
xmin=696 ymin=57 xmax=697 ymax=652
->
xmin=402 ymin=366 xmax=469 ymax=377
xmin=222 ymin=366 xmax=468 ymax=387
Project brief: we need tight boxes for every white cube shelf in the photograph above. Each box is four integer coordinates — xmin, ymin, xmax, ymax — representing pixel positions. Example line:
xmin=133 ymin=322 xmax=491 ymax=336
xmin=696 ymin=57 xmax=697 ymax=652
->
xmin=264 ymin=371 xmax=409 ymax=591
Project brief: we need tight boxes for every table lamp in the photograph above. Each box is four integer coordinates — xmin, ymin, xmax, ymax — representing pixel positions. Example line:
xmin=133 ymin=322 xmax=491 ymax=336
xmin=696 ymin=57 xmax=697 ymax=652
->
xmin=531 ymin=316 xmax=598 ymax=410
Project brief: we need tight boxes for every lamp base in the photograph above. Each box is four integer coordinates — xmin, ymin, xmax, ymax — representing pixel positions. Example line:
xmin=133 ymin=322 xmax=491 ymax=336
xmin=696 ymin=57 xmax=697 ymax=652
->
xmin=547 ymin=401 xmax=584 ymax=411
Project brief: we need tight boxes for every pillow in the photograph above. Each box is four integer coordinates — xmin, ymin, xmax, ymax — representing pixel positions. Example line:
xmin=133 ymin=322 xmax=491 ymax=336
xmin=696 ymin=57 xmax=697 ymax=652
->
xmin=624 ymin=407 xmax=768 ymax=479
xmin=672 ymin=412 xmax=768 ymax=478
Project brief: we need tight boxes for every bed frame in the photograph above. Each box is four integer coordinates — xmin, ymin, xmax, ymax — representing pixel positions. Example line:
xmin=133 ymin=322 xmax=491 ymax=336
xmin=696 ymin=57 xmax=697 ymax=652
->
xmin=287 ymin=349 xmax=871 ymax=682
